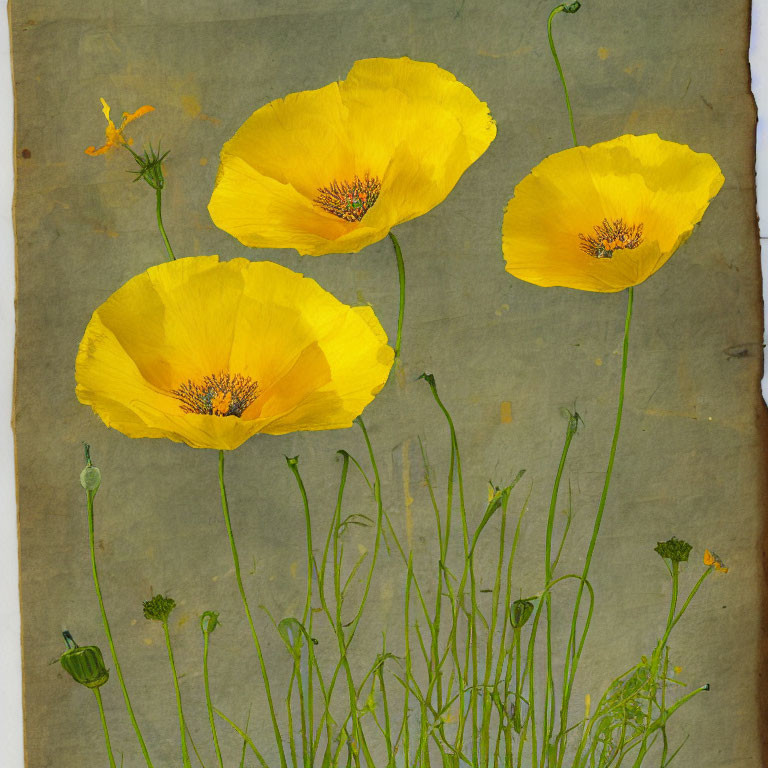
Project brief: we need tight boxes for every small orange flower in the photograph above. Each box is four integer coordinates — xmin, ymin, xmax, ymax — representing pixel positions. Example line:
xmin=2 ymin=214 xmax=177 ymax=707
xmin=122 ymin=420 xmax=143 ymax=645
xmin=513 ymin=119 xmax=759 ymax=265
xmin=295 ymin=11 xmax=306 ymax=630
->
xmin=85 ymin=98 xmax=154 ymax=156
xmin=703 ymin=549 xmax=728 ymax=573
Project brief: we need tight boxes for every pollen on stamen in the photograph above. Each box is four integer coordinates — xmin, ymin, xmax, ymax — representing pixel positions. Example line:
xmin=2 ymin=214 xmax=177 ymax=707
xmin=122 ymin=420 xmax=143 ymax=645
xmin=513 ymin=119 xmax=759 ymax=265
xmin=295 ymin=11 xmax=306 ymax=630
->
xmin=314 ymin=173 xmax=382 ymax=222
xmin=171 ymin=373 xmax=259 ymax=418
xmin=578 ymin=218 xmax=644 ymax=259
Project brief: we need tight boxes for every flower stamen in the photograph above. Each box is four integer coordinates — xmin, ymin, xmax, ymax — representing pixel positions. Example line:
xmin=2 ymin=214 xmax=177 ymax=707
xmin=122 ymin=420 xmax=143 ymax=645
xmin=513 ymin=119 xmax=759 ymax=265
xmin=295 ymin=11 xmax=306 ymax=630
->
xmin=314 ymin=173 xmax=382 ymax=222
xmin=578 ymin=218 xmax=644 ymax=259
xmin=172 ymin=372 xmax=258 ymax=417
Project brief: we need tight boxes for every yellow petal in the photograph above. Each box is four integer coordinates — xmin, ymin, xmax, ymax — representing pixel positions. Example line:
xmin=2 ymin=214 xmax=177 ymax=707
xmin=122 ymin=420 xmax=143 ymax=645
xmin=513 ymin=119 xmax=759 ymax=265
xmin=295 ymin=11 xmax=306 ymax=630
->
xmin=502 ymin=134 xmax=724 ymax=292
xmin=85 ymin=97 xmax=153 ymax=156
xmin=76 ymin=256 xmax=394 ymax=450
xmin=121 ymin=104 xmax=155 ymax=127
xmin=208 ymin=57 xmax=496 ymax=256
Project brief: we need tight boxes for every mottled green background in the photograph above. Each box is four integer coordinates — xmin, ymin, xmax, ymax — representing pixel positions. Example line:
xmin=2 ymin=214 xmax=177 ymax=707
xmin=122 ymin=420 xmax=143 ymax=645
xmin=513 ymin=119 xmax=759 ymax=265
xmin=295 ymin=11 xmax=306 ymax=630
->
xmin=11 ymin=0 xmax=764 ymax=766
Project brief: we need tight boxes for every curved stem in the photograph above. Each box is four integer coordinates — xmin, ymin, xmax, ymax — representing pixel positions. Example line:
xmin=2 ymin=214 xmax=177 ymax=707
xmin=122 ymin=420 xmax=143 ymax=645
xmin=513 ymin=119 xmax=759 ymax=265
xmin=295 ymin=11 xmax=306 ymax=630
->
xmin=548 ymin=4 xmax=579 ymax=147
xmin=218 ymin=450 xmax=287 ymax=768
xmin=203 ymin=631 xmax=224 ymax=768
xmin=286 ymin=457 xmax=315 ymax=767
xmin=389 ymin=231 xmax=406 ymax=360
xmin=93 ymin=687 xmax=117 ymax=768
xmin=163 ymin=620 xmax=192 ymax=768
xmin=543 ymin=414 xmax=578 ymax=763
xmin=156 ymin=187 xmax=176 ymax=261
xmin=87 ymin=488 xmax=154 ymax=768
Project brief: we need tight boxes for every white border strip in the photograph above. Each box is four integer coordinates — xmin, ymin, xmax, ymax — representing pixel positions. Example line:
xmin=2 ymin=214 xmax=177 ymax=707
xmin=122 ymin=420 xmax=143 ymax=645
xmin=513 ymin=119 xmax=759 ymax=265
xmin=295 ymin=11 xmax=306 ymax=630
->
xmin=751 ymin=3 xmax=768 ymax=404
xmin=0 ymin=2 xmax=23 ymax=767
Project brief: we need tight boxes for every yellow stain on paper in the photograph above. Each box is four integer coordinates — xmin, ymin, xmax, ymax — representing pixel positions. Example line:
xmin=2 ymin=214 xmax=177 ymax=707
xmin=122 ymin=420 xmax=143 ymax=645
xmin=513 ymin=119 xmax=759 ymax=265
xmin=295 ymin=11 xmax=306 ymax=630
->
xmin=500 ymin=401 xmax=513 ymax=424
xmin=598 ymin=47 xmax=610 ymax=60
xmin=181 ymin=93 xmax=221 ymax=125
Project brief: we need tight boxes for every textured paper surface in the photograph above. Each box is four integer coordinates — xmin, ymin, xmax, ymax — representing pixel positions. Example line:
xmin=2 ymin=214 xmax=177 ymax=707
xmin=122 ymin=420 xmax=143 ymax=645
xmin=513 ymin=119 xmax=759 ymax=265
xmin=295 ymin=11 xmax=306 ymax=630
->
xmin=11 ymin=1 xmax=765 ymax=766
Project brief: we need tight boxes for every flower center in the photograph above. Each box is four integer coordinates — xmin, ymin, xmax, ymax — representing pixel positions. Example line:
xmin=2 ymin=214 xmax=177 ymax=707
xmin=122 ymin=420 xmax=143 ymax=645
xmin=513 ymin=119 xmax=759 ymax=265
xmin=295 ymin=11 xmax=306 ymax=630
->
xmin=578 ymin=218 xmax=644 ymax=259
xmin=171 ymin=372 xmax=259 ymax=417
xmin=314 ymin=173 xmax=382 ymax=222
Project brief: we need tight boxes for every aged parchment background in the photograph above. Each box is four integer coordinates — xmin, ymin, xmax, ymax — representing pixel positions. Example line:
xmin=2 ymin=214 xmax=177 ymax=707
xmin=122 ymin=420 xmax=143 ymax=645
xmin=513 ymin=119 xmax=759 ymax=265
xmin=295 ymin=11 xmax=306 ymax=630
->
xmin=10 ymin=1 xmax=766 ymax=766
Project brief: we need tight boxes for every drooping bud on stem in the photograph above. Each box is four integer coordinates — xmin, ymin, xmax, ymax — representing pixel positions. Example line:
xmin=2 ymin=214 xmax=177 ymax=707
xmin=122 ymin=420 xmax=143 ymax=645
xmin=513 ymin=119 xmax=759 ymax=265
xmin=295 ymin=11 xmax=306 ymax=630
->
xmin=59 ymin=631 xmax=110 ymax=689
xmin=510 ymin=599 xmax=534 ymax=629
xmin=200 ymin=610 xmax=220 ymax=635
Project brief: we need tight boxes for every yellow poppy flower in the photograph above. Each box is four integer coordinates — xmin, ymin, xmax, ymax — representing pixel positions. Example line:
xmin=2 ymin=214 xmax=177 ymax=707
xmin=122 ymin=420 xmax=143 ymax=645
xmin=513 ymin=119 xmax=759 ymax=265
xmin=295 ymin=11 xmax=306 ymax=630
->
xmin=85 ymin=98 xmax=154 ymax=156
xmin=75 ymin=256 xmax=394 ymax=450
xmin=502 ymin=134 xmax=724 ymax=292
xmin=208 ymin=57 xmax=496 ymax=256
xmin=703 ymin=549 xmax=728 ymax=573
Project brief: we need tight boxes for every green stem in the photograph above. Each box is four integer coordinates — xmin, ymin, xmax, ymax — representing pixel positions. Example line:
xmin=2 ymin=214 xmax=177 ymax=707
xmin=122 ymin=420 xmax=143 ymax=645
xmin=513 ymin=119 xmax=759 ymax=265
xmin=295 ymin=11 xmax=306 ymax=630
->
xmin=93 ymin=687 xmax=117 ymax=768
xmin=547 ymin=3 xmax=580 ymax=147
xmin=558 ymin=286 xmax=634 ymax=765
xmin=389 ymin=231 xmax=406 ymax=360
xmin=217 ymin=450 xmax=287 ymax=768
xmin=286 ymin=457 xmax=315 ymax=767
xmin=203 ymin=630 xmax=224 ymax=768
xmin=403 ymin=554 xmax=414 ymax=767
xmin=162 ymin=620 xmax=192 ymax=768
xmin=86 ymin=488 xmax=154 ymax=768
xmin=543 ymin=414 xmax=578 ymax=763
xmin=667 ymin=567 xmax=712 ymax=637
xmin=215 ymin=708 xmax=270 ymax=768
xmin=480 ymin=493 xmax=509 ymax=764
xmin=156 ymin=187 xmax=176 ymax=261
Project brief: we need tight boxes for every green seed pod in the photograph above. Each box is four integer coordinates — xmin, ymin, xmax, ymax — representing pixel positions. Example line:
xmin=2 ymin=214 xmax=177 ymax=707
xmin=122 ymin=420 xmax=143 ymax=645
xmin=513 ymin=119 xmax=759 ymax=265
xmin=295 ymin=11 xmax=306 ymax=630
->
xmin=80 ymin=465 xmax=101 ymax=493
xmin=510 ymin=599 xmax=534 ymax=629
xmin=60 ymin=645 xmax=109 ymax=689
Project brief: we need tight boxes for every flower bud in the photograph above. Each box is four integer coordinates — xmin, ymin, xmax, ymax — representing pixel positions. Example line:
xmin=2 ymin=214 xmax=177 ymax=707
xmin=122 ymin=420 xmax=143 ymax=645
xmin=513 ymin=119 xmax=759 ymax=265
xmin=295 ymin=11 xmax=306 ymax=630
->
xmin=654 ymin=536 xmax=692 ymax=563
xmin=80 ymin=444 xmax=101 ymax=493
xmin=143 ymin=594 xmax=176 ymax=622
xmin=563 ymin=1 xmax=581 ymax=12
xmin=80 ymin=465 xmax=101 ymax=493
xmin=510 ymin=599 xmax=534 ymax=629
xmin=200 ymin=610 xmax=220 ymax=634
xmin=59 ymin=633 xmax=109 ymax=689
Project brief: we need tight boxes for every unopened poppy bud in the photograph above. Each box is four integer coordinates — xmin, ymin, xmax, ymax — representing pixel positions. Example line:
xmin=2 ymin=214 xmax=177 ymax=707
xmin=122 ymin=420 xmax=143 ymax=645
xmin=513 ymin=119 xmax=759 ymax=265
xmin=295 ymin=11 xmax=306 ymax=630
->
xmin=418 ymin=372 xmax=437 ymax=388
xmin=563 ymin=1 xmax=581 ymax=12
xmin=80 ymin=444 xmax=101 ymax=493
xmin=143 ymin=594 xmax=176 ymax=622
xmin=59 ymin=632 xmax=109 ymax=689
xmin=200 ymin=611 xmax=220 ymax=634
xmin=510 ymin=599 xmax=534 ymax=629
